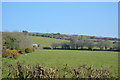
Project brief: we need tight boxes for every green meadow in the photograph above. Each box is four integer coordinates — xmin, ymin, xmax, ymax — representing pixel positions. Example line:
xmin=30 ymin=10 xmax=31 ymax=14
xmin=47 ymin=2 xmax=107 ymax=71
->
xmin=3 ymin=49 xmax=118 ymax=77
xmin=28 ymin=36 xmax=69 ymax=47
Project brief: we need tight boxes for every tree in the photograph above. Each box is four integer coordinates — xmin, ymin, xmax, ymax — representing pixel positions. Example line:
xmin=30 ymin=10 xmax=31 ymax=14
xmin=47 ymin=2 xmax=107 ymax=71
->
xmin=22 ymin=30 xmax=28 ymax=35
xmin=3 ymin=36 xmax=16 ymax=49
xmin=56 ymin=33 xmax=60 ymax=35
xmin=51 ymin=42 xmax=60 ymax=49
xmin=2 ymin=32 xmax=32 ymax=50
xmin=113 ymin=42 xmax=120 ymax=50
xmin=77 ymin=40 xmax=85 ymax=49
xmin=85 ymin=40 xmax=94 ymax=50
xmin=70 ymin=38 xmax=78 ymax=49
xmin=96 ymin=40 xmax=105 ymax=50
xmin=96 ymin=40 xmax=112 ymax=50
xmin=61 ymin=42 xmax=70 ymax=49
xmin=103 ymin=40 xmax=112 ymax=50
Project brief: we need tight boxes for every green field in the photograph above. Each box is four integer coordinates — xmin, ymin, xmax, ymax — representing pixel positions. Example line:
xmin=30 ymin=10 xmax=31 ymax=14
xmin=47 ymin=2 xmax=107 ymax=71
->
xmin=3 ymin=49 xmax=118 ymax=77
xmin=28 ymin=36 xmax=69 ymax=47
xmin=2 ymin=36 xmax=119 ymax=78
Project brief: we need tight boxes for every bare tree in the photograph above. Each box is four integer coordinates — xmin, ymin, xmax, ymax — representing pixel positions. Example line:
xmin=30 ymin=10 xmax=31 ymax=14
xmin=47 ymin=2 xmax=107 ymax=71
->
xmin=85 ymin=40 xmax=94 ymax=50
xmin=96 ymin=40 xmax=105 ymax=50
xmin=113 ymin=42 xmax=120 ymax=50
xmin=70 ymin=38 xmax=78 ymax=49
xmin=103 ymin=40 xmax=112 ymax=50
xmin=2 ymin=32 xmax=32 ymax=50
xmin=77 ymin=40 xmax=85 ymax=49
xmin=51 ymin=42 xmax=60 ymax=49
xmin=61 ymin=42 xmax=70 ymax=49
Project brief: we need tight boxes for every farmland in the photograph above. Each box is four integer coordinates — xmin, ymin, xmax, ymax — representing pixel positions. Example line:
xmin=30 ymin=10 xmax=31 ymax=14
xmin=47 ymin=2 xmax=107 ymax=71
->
xmin=28 ymin=36 xmax=69 ymax=47
xmin=2 ymin=34 xmax=119 ymax=78
xmin=3 ymin=49 xmax=118 ymax=77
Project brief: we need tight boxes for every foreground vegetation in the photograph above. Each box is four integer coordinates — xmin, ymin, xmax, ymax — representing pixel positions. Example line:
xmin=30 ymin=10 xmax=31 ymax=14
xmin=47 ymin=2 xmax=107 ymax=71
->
xmin=3 ymin=50 xmax=118 ymax=78
xmin=3 ymin=61 xmax=113 ymax=79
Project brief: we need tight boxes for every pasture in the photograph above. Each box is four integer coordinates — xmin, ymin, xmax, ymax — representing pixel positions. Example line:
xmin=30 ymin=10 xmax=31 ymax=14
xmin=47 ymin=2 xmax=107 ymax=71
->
xmin=28 ymin=36 xmax=69 ymax=47
xmin=3 ymin=49 xmax=118 ymax=77
xmin=2 ymin=36 xmax=119 ymax=78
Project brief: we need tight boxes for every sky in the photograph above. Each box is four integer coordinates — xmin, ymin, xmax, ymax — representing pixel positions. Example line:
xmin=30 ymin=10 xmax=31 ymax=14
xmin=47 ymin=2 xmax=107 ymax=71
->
xmin=2 ymin=2 xmax=118 ymax=38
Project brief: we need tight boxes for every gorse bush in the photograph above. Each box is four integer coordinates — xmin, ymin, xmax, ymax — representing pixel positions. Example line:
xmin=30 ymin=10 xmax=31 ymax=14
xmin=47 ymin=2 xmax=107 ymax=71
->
xmin=2 ymin=49 xmax=18 ymax=59
xmin=3 ymin=62 xmax=113 ymax=79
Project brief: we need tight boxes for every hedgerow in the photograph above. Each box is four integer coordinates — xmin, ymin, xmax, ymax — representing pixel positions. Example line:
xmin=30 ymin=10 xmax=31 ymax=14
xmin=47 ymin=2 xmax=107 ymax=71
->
xmin=3 ymin=62 xmax=115 ymax=79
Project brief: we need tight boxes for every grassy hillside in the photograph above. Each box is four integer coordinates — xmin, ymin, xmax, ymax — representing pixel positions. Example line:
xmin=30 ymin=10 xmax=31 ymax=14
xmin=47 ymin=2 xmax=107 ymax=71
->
xmin=3 ymin=50 xmax=118 ymax=77
xmin=2 ymin=35 xmax=119 ymax=78
xmin=28 ymin=36 xmax=69 ymax=47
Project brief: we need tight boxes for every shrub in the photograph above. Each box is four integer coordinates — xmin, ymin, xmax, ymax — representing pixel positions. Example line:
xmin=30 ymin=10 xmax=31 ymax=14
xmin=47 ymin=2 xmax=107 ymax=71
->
xmin=24 ymin=48 xmax=33 ymax=53
xmin=18 ymin=49 xmax=26 ymax=54
xmin=19 ymin=48 xmax=33 ymax=54
xmin=2 ymin=49 xmax=8 ymax=58
xmin=4 ymin=62 xmax=113 ymax=79
xmin=3 ymin=46 xmax=8 ymax=49
xmin=3 ymin=49 xmax=18 ymax=59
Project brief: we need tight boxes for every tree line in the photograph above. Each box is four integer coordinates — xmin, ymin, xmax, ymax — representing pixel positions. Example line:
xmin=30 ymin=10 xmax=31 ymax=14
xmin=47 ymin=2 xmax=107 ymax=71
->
xmin=51 ymin=38 xmax=120 ymax=51
xmin=22 ymin=30 xmax=120 ymax=51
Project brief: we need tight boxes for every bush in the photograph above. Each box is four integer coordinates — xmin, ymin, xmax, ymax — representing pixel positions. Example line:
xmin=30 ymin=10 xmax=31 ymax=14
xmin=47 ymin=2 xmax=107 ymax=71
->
xmin=3 ymin=49 xmax=18 ymax=59
xmin=18 ymin=49 xmax=26 ymax=54
xmin=2 ymin=49 xmax=8 ymax=58
xmin=3 ymin=46 xmax=8 ymax=49
xmin=24 ymin=48 xmax=33 ymax=53
xmin=19 ymin=48 xmax=33 ymax=54
xmin=4 ymin=62 xmax=113 ymax=79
